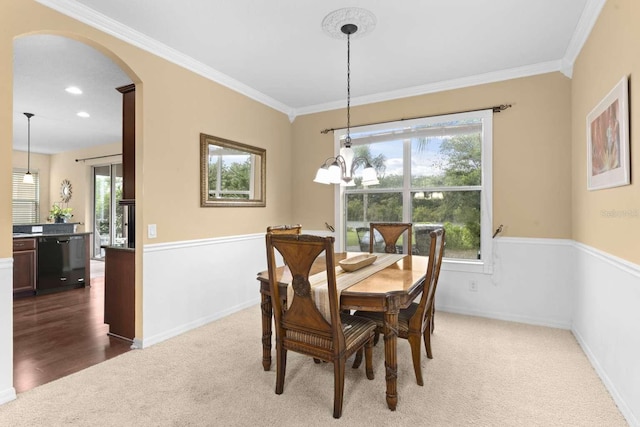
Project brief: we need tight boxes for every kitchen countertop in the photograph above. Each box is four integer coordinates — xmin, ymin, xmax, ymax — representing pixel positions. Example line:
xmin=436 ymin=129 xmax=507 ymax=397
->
xmin=13 ymin=231 xmax=93 ymax=239
xmin=101 ymin=243 xmax=135 ymax=252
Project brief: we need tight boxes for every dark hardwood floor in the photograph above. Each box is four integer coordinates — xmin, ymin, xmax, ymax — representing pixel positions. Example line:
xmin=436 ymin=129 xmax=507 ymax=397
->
xmin=13 ymin=261 xmax=132 ymax=393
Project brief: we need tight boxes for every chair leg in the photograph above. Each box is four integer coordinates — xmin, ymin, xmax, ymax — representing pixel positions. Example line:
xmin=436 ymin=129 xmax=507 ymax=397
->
xmin=424 ymin=328 xmax=433 ymax=359
xmin=333 ymin=359 xmax=346 ymax=419
xmin=373 ymin=330 xmax=380 ymax=346
xmin=275 ymin=347 xmax=287 ymax=394
xmin=408 ymin=334 xmax=424 ymax=386
xmin=430 ymin=304 xmax=435 ymax=334
xmin=352 ymin=348 xmax=363 ymax=369
xmin=365 ymin=338 xmax=374 ymax=380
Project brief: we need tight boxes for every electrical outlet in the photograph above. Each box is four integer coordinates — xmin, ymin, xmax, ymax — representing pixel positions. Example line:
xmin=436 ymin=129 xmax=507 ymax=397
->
xmin=148 ymin=224 xmax=157 ymax=239
xmin=469 ymin=280 xmax=478 ymax=292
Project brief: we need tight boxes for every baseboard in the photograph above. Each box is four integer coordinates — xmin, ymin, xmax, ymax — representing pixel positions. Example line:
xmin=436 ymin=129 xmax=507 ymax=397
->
xmin=438 ymin=305 xmax=572 ymax=330
xmin=0 ymin=387 xmax=16 ymax=406
xmin=131 ymin=338 xmax=143 ymax=350
xmin=572 ymin=327 xmax=639 ymax=427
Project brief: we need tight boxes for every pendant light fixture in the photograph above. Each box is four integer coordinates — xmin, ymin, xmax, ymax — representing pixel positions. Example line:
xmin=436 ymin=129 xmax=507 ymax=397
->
xmin=314 ymin=10 xmax=379 ymax=187
xmin=23 ymin=112 xmax=34 ymax=184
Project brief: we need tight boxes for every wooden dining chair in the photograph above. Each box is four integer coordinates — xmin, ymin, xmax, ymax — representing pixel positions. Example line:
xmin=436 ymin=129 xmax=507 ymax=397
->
xmin=265 ymin=233 xmax=377 ymax=418
xmin=266 ymin=224 xmax=302 ymax=235
xmin=266 ymin=223 xmax=330 ymax=363
xmin=369 ymin=222 xmax=413 ymax=254
xmin=355 ymin=227 xmax=369 ymax=252
xmin=356 ymin=228 xmax=445 ymax=386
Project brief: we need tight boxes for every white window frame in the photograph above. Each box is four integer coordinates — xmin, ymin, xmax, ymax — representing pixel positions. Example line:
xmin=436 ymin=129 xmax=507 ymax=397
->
xmin=333 ymin=110 xmax=493 ymax=274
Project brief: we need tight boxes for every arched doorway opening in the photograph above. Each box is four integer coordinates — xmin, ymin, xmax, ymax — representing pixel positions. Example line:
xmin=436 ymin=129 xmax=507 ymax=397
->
xmin=11 ymin=33 xmax=139 ymax=392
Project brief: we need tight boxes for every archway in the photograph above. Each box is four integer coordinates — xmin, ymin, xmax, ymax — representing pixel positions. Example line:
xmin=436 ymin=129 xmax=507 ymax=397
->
xmin=10 ymin=32 xmax=140 ymax=393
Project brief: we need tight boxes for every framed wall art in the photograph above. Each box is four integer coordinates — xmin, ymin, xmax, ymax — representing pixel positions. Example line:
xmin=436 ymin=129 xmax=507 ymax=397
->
xmin=586 ymin=76 xmax=630 ymax=190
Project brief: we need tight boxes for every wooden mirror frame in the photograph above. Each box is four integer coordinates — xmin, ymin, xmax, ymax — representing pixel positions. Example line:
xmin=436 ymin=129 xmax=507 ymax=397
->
xmin=200 ymin=133 xmax=266 ymax=207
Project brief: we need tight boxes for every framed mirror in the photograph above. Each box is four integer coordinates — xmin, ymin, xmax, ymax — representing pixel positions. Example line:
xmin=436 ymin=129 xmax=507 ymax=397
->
xmin=200 ymin=133 xmax=266 ymax=207
xmin=60 ymin=179 xmax=72 ymax=203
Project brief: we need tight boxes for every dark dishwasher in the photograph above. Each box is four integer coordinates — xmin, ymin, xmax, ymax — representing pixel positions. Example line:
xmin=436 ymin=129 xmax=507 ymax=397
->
xmin=37 ymin=235 xmax=86 ymax=293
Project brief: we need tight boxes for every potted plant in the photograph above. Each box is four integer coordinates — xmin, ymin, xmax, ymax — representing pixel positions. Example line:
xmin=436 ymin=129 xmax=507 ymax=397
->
xmin=49 ymin=203 xmax=73 ymax=223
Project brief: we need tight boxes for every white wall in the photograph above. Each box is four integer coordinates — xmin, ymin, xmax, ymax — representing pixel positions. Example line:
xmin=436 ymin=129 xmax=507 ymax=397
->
xmin=0 ymin=258 xmax=16 ymax=405
xmin=572 ymin=243 xmax=640 ymax=426
xmin=437 ymin=238 xmax=575 ymax=329
xmin=141 ymin=235 xmax=577 ymax=346
xmin=141 ymin=234 xmax=266 ymax=347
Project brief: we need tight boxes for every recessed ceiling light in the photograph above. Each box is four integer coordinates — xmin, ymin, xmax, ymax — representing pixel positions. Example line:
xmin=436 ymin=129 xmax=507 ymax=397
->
xmin=77 ymin=111 xmax=90 ymax=118
xmin=65 ymin=86 xmax=83 ymax=95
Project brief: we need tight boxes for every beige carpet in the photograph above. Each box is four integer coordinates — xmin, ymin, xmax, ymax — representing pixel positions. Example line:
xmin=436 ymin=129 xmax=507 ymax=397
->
xmin=0 ymin=308 xmax=627 ymax=426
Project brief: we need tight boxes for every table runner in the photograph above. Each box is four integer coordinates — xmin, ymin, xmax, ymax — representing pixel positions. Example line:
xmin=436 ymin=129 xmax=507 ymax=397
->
xmin=287 ymin=253 xmax=405 ymax=323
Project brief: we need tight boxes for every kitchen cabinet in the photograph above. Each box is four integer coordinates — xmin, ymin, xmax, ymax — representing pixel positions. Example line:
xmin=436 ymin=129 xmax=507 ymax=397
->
xmin=117 ymin=83 xmax=135 ymax=201
xmin=116 ymin=83 xmax=135 ymax=249
xmin=104 ymin=246 xmax=135 ymax=341
xmin=102 ymin=84 xmax=136 ymax=341
xmin=36 ymin=234 xmax=89 ymax=294
xmin=13 ymin=238 xmax=36 ymax=295
xmin=12 ymin=232 xmax=91 ymax=297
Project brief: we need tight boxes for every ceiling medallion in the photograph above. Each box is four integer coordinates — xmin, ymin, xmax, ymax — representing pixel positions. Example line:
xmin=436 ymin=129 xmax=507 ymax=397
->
xmin=321 ymin=7 xmax=377 ymax=40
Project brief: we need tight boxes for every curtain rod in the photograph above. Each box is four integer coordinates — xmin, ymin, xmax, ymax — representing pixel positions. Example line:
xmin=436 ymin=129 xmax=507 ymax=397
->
xmin=320 ymin=103 xmax=512 ymax=134
xmin=75 ymin=153 xmax=122 ymax=162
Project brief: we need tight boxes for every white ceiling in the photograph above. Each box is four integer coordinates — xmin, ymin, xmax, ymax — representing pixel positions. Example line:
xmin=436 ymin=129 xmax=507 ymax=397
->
xmin=15 ymin=0 xmax=605 ymax=154
xmin=13 ymin=35 xmax=132 ymax=154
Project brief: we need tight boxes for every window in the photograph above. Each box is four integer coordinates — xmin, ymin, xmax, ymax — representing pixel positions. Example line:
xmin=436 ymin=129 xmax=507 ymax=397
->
xmin=336 ymin=110 xmax=493 ymax=273
xmin=93 ymin=164 xmax=124 ymax=258
xmin=12 ymin=169 xmax=40 ymax=224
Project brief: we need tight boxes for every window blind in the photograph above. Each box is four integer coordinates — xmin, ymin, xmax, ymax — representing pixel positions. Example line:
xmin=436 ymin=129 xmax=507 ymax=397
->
xmin=12 ymin=170 xmax=40 ymax=224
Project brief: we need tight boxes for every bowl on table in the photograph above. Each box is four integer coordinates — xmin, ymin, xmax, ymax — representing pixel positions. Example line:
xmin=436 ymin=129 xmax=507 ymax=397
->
xmin=339 ymin=254 xmax=377 ymax=272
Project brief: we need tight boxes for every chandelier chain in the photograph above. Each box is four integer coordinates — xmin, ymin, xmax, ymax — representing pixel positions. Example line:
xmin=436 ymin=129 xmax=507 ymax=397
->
xmin=27 ymin=116 xmax=31 ymax=172
xmin=346 ymin=31 xmax=351 ymax=147
xmin=24 ymin=112 xmax=34 ymax=173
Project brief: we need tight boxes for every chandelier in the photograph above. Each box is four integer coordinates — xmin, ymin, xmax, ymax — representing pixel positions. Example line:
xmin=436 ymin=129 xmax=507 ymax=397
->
xmin=314 ymin=11 xmax=379 ymax=187
xmin=23 ymin=112 xmax=35 ymax=184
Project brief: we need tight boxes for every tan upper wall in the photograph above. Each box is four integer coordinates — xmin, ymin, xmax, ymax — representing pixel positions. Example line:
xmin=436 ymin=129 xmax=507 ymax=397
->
xmin=49 ymin=142 xmax=122 ymax=231
xmin=12 ymin=143 xmax=121 ymax=229
xmin=571 ymin=0 xmax=640 ymax=264
xmin=292 ymin=73 xmax=573 ymax=240
xmin=0 ymin=1 xmax=294 ymax=258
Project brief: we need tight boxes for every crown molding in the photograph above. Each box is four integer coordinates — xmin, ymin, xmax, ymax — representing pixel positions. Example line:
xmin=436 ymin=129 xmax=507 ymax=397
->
xmin=296 ymin=60 xmax=564 ymax=117
xmin=35 ymin=0 xmax=294 ymax=118
xmin=561 ymin=0 xmax=607 ymax=78
xmin=37 ymin=0 xmax=605 ymax=122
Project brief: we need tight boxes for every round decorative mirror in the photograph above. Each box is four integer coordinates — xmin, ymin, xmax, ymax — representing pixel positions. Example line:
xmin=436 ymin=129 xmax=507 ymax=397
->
xmin=60 ymin=179 xmax=72 ymax=203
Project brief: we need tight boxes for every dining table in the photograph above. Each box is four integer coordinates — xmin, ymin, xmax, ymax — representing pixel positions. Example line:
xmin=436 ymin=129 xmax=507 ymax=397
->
xmin=256 ymin=252 xmax=428 ymax=411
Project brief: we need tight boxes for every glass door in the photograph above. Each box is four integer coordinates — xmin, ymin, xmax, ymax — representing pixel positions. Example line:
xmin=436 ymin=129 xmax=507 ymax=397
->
xmin=93 ymin=164 xmax=124 ymax=258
